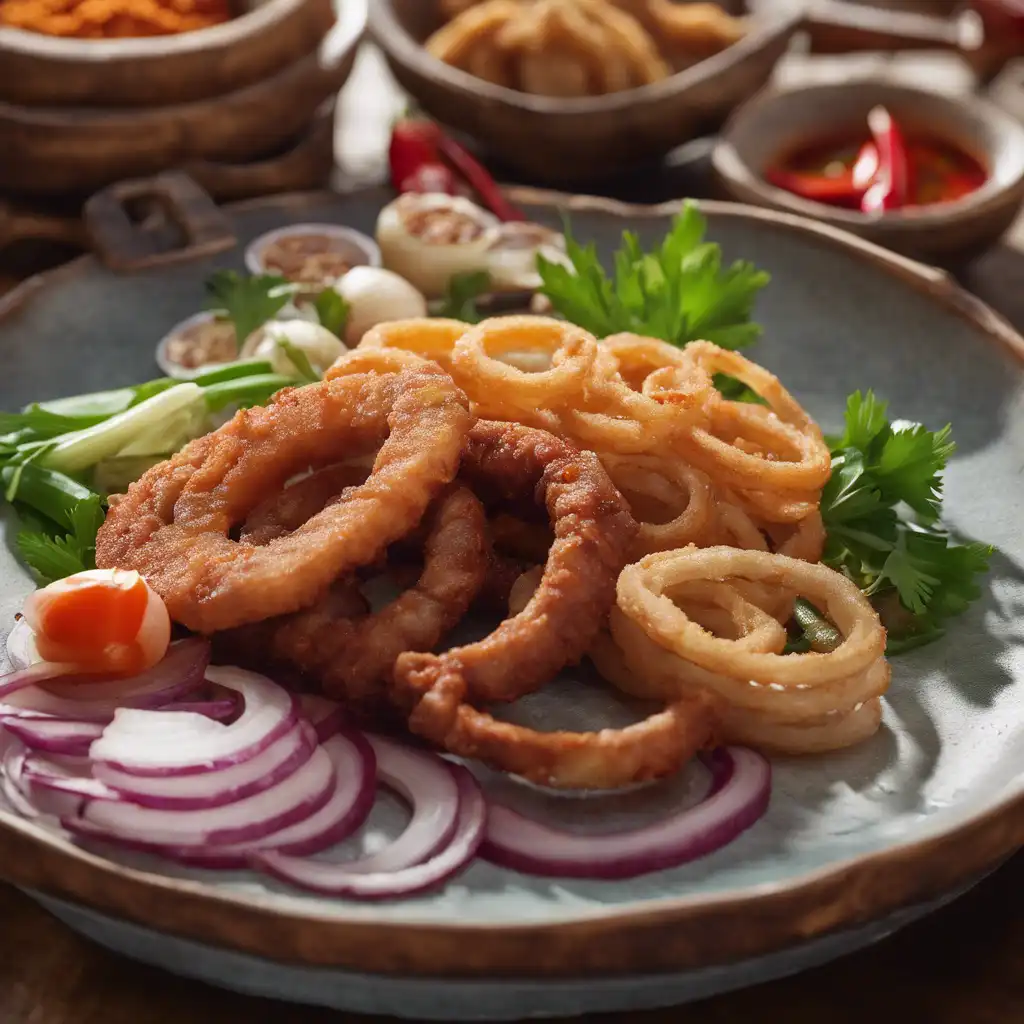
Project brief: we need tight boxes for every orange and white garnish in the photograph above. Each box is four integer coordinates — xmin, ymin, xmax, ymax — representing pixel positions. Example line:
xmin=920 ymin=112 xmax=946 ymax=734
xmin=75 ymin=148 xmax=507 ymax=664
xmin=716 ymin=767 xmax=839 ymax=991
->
xmin=21 ymin=569 xmax=170 ymax=677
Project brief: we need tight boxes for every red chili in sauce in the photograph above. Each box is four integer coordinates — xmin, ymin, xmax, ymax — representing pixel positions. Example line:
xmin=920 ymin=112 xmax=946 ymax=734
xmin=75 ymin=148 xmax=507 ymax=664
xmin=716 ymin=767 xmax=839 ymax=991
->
xmin=765 ymin=108 xmax=987 ymax=214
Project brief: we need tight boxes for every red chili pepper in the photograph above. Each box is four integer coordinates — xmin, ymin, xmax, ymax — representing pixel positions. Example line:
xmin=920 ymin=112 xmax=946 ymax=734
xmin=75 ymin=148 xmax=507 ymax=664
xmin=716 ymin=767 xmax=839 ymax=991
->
xmin=764 ymin=168 xmax=865 ymax=208
xmin=434 ymin=134 xmax=524 ymax=222
xmin=389 ymin=118 xmax=443 ymax=193
xmin=860 ymin=107 xmax=911 ymax=213
xmin=852 ymin=142 xmax=879 ymax=191
xmin=388 ymin=117 xmax=523 ymax=222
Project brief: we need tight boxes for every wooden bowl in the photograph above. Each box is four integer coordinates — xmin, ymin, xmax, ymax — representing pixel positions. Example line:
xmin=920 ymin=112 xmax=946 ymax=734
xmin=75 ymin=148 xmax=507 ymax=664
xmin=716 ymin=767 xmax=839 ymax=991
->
xmin=369 ymin=0 xmax=800 ymax=184
xmin=0 ymin=101 xmax=335 ymax=259
xmin=0 ymin=0 xmax=364 ymax=197
xmin=0 ymin=0 xmax=336 ymax=108
xmin=711 ymin=80 xmax=1024 ymax=263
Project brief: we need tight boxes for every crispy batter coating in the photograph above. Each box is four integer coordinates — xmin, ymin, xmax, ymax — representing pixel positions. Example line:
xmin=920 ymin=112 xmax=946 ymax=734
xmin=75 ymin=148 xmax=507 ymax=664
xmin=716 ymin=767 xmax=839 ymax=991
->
xmin=399 ymin=662 xmax=720 ymax=789
xmin=393 ymin=418 xmax=637 ymax=706
xmin=260 ymin=485 xmax=489 ymax=705
xmin=241 ymin=462 xmax=371 ymax=547
xmin=96 ymin=367 xmax=472 ymax=633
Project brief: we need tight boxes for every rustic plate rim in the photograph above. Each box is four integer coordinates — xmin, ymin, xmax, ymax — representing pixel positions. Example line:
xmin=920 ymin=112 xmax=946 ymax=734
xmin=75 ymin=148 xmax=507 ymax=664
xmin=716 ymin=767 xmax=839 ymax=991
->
xmin=0 ymin=185 xmax=1022 ymax=981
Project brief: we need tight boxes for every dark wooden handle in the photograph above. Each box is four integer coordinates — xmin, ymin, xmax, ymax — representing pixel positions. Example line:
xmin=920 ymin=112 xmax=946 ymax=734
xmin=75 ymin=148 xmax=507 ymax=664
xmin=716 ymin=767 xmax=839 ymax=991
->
xmin=803 ymin=0 xmax=967 ymax=55
xmin=83 ymin=172 xmax=236 ymax=273
xmin=0 ymin=203 xmax=86 ymax=251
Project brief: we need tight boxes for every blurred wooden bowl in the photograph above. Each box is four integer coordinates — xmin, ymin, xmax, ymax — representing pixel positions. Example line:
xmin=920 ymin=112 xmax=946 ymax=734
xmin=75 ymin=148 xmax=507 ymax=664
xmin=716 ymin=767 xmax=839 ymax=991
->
xmin=0 ymin=0 xmax=337 ymax=107
xmin=0 ymin=1 xmax=363 ymax=196
xmin=0 ymin=101 xmax=335 ymax=258
xmin=712 ymin=80 xmax=1024 ymax=262
xmin=369 ymin=0 xmax=800 ymax=184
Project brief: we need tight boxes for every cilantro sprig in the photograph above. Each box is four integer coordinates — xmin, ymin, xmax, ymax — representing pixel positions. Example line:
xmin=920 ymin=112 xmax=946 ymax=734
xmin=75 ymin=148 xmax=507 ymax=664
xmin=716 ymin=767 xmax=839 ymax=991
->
xmin=16 ymin=494 xmax=105 ymax=585
xmin=205 ymin=270 xmax=293 ymax=345
xmin=437 ymin=271 xmax=492 ymax=323
xmin=537 ymin=202 xmax=770 ymax=350
xmin=820 ymin=391 xmax=992 ymax=652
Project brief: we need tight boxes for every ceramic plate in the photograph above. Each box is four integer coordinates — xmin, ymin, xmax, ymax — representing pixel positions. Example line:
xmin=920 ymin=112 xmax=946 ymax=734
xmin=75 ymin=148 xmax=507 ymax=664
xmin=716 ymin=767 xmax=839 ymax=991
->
xmin=1 ymin=188 xmax=1023 ymax=1019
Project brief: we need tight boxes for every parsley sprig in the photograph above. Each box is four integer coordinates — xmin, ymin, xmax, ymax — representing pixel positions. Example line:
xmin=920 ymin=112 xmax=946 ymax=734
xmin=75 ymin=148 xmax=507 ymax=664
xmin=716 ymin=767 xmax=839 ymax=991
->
xmin=16 ymin=495 xmax=105 ymax=585
xmin=205 ymin=271 xmax=293 ymax=345
xmin=537 ymin=202 xmax=770 ymax=350
xmin=821 ymin=391 xmax=992 ymax=652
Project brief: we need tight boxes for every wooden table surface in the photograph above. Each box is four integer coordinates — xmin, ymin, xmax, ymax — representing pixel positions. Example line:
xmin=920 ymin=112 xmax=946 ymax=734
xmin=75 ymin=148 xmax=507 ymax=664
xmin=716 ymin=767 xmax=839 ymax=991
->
xmin=2 ymin=40 xmax=1024 ymax=1024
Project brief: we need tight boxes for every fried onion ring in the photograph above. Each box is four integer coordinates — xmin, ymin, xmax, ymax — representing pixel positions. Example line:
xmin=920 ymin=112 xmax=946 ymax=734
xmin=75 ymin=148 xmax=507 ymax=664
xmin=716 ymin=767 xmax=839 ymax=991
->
xmin=241 ymin=462 xmax=370 ymax=546
xmin=264 ymin=484 xmax=489 ymax=705
xmin=599 ymin=453 xmax=714 ymax=557
xmin=590 ymin=625 xmax=882 ymax=754
xmin=675 ymin=397 xmax=831 ymax=495
xmin=397 ymin=664 xmax=720 ymax=790
xmin=356 ymin=318 xmax=469 ymax=373
xmin=96 ymin=367 xmax=472 ymax=632
xmin=451 ymin=316 xmax=599 ymax=418
xmin=617 ymin=547 xmax=888 ymax=687
xmin=325 ymin=346 xmax=431 ymax=378
xmin=607 ymin=604 xmax=888 ymax=719
xmin=393 ymin=418 xmax=637 ymax=704
xmin=558 ymin=334 xmax=714 ymax=455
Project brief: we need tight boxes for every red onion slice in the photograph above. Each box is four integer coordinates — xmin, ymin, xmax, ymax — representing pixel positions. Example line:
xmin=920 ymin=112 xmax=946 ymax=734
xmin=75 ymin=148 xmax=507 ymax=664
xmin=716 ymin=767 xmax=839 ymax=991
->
xmin=1 ymin=638 xmax=210 ymax=720
xmin=23 ymin=753 xmax=118 ymax=803
xmin=157 ymin=698 xmax=240 ymax=721
xmin=254 ymin=764 xmax=486 ymax=899
xmin=2 ymin=717 xmax=105 ymax=756
xmin=338 ymin=735 xmax=461 ymax=874
xmin=90 ymin=666 xmax=296 ymax=777
xmin=298 ymin=694 xmax=348 ymax=743
xmin=65 ymin=740 xmax=337 ymax=848
xmin=91 ymin=722 xmax=318 ymax=811
xmin=1 ymin=738 xmax=40 ymax=817
xmin=481 ymin=747 xmax=771 ymax=880
xmin=0 ymin=660 xmax=80 ymax=700
xmin=164 ymin=730 xmax=378 ymax=869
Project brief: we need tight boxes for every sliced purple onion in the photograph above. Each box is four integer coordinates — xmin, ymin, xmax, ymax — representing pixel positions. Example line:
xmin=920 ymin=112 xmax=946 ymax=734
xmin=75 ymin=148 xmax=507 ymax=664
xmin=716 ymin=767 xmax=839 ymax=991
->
xmin=65 ymin=740 xmax=338 ymax=848
xmin=254 ymin=764 xmax=486 ymax=899
xmin=338 ymin=735 xmax=460 ymax=874
xmin=159 ymin=698 xmax=239 ymax=721
xmin=2 ymin=717 xmax=104 ymax=756
xmin=164 ymin=729 xmax=377 ymax=869
xmin=481 ymin=747 xmax=771 ymax=880
xmin=89 ymin=666 xmax=296 ymax=778
xmin=298 ymin=694 xmax=348 ymax=743
xmin=23 ymin=753 xmax=118 ymax=803
xmin=92 ymin=722 xmax=318 ymax=811
xmin=0 ymin=660 xmax=79 ymax=700
xmin=1 ymin=638 xmax=210 ymax=720
xmin=1 ymin=737 xmax=39 ymax=817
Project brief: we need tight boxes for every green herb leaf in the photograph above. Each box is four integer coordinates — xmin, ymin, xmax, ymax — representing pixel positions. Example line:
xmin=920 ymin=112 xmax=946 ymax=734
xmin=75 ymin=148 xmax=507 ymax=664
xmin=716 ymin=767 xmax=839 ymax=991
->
xmin=819 ymin=390 xmax=992 ymax=654
xmin=205 ymin=270 xmax=293 ymax=345
xmin=15 ymin=493 xmax=104 ymax=585
xmin=436 ymin=271 xmax=492 ymax=323
xmin=538 ymin=202 xmax=770 ymax=349
xmin=275 ymin=340 xmax=321 ymax=384
xmin=313 ymin=288 xmax=350 ymax=337
xmin=713 ymin=373 xmax=767 ymax=405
